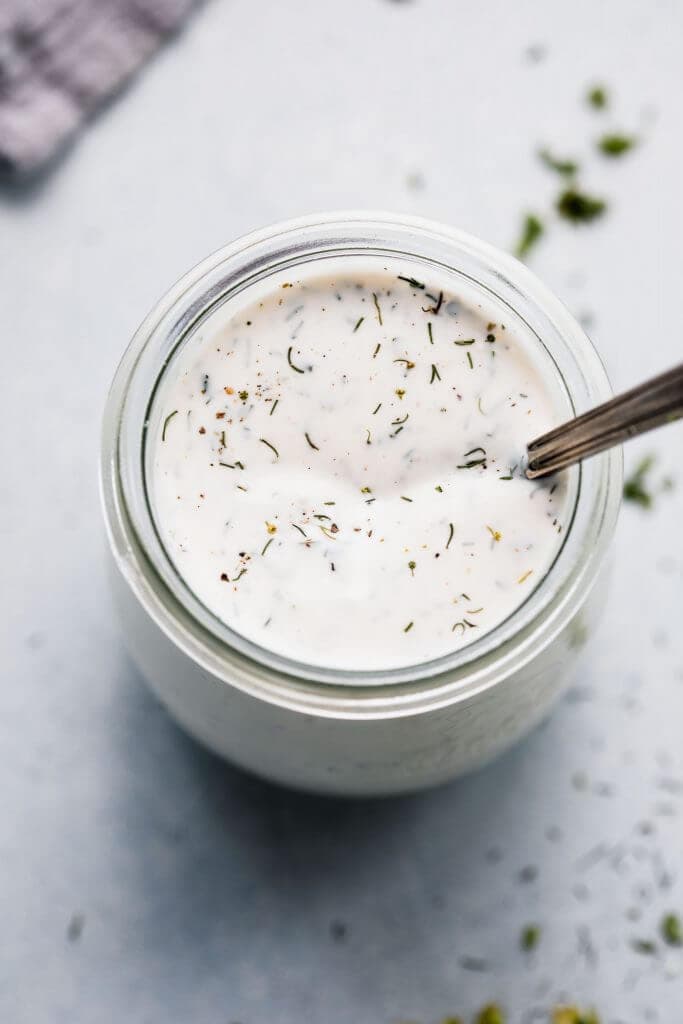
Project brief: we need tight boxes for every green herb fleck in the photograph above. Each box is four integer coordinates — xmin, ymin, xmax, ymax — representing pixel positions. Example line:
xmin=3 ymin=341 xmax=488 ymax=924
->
xmin=287 ymin=345 xmax=305 ymax=373
xmin=661 ymin=912 xmax=683 ymax=946
xmin=353 ymin=316 xmax=365 ymax=332
xmin=397 ymin=274 xmax=425 ymax=289
xmin=238 ymin=390 xmax=248 ymax=402
xmin=556 ymin=188 xmax=607 ymax=224
xmin=446 ymin=522 xmax=454 ymax=549
xmin=269 ymin=399 xmax=279 ymax=416
xmin=304 ymin=432 xmax=320 ymax=451
xmin=587 ymin=84 xmax=608 ymax=109
xmin=393 ymin=358 xmax=415 ymax=369
xmin=467 ymin=351 xmax=474 ymax=369
xmin=632 ymin=938 xmax=657 ymax=956
xmin=200 ymin=374 xmax=209 ymax=394
xmin=408 ymin=560 xmax=416 ymax=575
xmin=403 ymin=621 xmax=414 ymax=633
xmin=552 ymin=1008 xmax=601 ymax=1024
xmin=373 ymin=343 xmax=381 ymax=358
xmin=598 ymin=133 xmax=636 ymax=157
xmin=435 ymin=485 xmax=443 ymax=493
xmin=454 ymin=338 xmax=475 ymax=346
xmin=365 ymin=429 xmax=372 ymax=445
xmin=259 ymin=437 xmax=280 ymax=459
xmin=623 ymin=455 xmax=656 ymax=508
xmin=232 ymin=568 xmax=247 ymax=582
xmin=372 ymin=403 xmax=382 ymax=415
xmin=427 ymin=322 xmax=434 ymax=344
xmin=474 ymin=1003 xmax=505 ymax=1024
xmin=430 ymin=363 xmax=441 ymax=383
xmin=162 ymin=410 xmax=178 ymax=442
xmin=539 ymin=148 xmax=579 ymax=177
xmin=291 ymin=523 xmax=307 ymax=537
xmin=372 ymin=292 xmax=383 ymax=325
xmin=261 ymin=538 xmax=274 ymax=556
xmin=360 ymin=486 xmax=372 ymax=494
xmin=515 ymin=213 xmax=544 ymax=259
xmin=520 ymin=924 xmax=541 ymax=951
xmin=400 ymin=495 xmax=413 ymax=502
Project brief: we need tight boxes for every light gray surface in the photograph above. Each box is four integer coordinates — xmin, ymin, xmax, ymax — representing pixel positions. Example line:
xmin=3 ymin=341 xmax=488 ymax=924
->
xmin=2 ymin=1 xmax=682 ymax=1021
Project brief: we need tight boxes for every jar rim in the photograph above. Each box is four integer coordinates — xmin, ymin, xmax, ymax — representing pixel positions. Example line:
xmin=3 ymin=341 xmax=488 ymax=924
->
xmin=101 ymin=210 xmax=622 ymax=717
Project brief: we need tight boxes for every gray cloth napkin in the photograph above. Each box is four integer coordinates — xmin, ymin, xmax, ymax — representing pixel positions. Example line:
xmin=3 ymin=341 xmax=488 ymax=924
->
xmin=0 ymin=0 xmax=201 ymax=176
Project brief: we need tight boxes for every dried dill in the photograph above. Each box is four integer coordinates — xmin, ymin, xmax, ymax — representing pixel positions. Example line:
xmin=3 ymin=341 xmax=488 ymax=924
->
xmin=372 ymin=292 xmax=383 ymax=325
xmin=430 ymin=363 xmax=441 ymax=383
xmin=353 ymin=316 xmax=365 ymax=332
xmin=556 ymin=188 xmax=606 ymax=224
xmin=403 ymin=621 xmax=414 ymax=633
xmin=287 ymin=345 xmax=305 ymax=373
xmin=261 ymin=538 xmax=274 ymax=556
xmin=427 ymin=322 xmax=434 ymax=344
xmin=467 ymin=352 xmax=474 ymax=369
xmin=304 ymin=432 xmax=320 ymax=451
xmin=446 ymin=522 xmax=454 ymax=549
xmin=598 ymin=133 xmax=636 ymax=157
xmin=269 ymin=399 xmax=279 ymax=416
xmin=514 ymin=213 xmax=544 ymax=259
xmin=259 ymin=438 xmax=280 ymax=459
xmin=372 ymin=403 xmax=382 ymax=415
xmin=539 ymin=149 xmax=579 ymax=177
xmin=162 ymin=410 xmax=178 ymax=442
xmin=397 ymin=274 xmax=425 ymax=289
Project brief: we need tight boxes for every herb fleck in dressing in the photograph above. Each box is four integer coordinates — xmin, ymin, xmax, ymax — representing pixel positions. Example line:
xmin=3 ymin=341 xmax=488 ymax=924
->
xmin=151 ymin=261 xmax=570 ymax=671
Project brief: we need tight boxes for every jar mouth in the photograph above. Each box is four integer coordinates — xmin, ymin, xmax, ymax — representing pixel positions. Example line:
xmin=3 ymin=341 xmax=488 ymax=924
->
xmin=101 ymin=211 xmax=622 ymax=706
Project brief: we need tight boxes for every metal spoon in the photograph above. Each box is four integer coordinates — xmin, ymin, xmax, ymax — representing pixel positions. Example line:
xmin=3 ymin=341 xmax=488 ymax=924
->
xmin=526 ymin=362 xmax=683 ymax=479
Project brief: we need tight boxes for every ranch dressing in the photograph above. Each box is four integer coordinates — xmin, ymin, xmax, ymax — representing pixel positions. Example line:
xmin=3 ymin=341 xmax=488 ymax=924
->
xmin=149 ymin=258 xmax=571 ymax=672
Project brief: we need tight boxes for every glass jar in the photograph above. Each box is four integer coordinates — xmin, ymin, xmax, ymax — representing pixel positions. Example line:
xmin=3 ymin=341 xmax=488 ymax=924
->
xmin=100 ymin=212 xmax=622 ymax=796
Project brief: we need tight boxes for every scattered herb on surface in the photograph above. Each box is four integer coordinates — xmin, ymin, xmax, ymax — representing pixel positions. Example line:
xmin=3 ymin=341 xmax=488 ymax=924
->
xmin=539 ymin=149 xmax=579 ymax=176
xmin=587 ymin=85 xmax=608 ymax=109
xmin=269 ymin=399 xmax=279 ymax=416
xmin=353 ymin=316 xmax=365 ymax=332
xmin=427 ymin=322 xmax=434 ymax=344
xmin=467 ymin=351 xmax=474 ymax=369
xmin=623 ymin=455 xmax=657 ymax=508
xmin=520 ymin=924 xmax=541 ymax=951
xmin=661 ymin=912 xmax=683 ymax=946
xmin=304 ymin=431 xmax=320 ymax=451
xmin=403 ymin=621 xmax=414 ymax=633
xmin=556 ymin=188 xmax=607 ymax=223
xmin=261 ymin=538 xmax=273 ymax=556
xmin=372 ymin=292 xmax=383 ymax=325
xmin=514 ymin=213 xmax=544 ymax=259
xmin=446 ymin=522 xmax=454 ymax=549
xmin=597 ymin=133 xmax=636 ymax=157
xmin=430 ymin=363 xmax=441 ymax=382
xmin=474 ymin=1004 xmax=505 ymax=1024
xmin=631 ymin=938 xmax=657 ymax=955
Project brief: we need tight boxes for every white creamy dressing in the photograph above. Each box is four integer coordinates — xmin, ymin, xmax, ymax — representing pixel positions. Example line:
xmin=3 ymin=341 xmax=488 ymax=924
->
xmin=149 ymin=258 xmax=572 ymax=671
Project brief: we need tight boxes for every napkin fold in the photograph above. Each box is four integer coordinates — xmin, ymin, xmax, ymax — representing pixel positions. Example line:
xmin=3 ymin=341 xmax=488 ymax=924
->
xmin=0 ymin=0 xmax=201 ymax=175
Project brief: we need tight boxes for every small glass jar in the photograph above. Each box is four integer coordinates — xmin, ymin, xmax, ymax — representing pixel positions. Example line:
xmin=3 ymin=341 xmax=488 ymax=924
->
xmin=101 ymin=212 xmax=621 ymax=796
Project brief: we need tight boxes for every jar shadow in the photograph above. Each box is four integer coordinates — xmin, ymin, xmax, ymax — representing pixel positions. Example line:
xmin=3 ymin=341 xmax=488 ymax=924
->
xmin=107 ymin=657 xmax=565 ymax=950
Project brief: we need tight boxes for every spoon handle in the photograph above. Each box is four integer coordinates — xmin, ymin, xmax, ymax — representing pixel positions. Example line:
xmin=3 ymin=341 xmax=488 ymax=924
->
xmin=526 ymin=362 xmax=683 ymax=479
